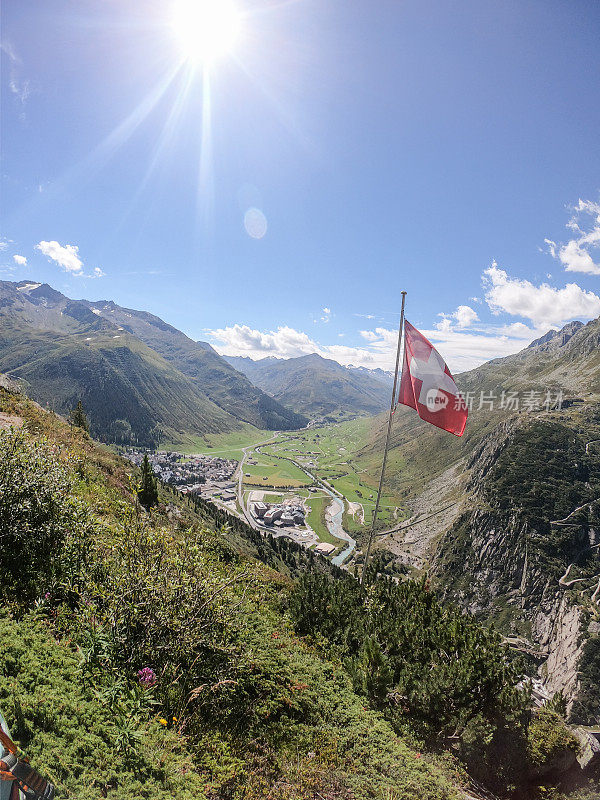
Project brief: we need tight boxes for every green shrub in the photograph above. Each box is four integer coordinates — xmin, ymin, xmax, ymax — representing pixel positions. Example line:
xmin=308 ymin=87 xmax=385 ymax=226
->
xmin=79 ymin=513 xmax=238 ymax=724
xmin=0 ymin=429 xmax=93 ymax=602
xmin=527 ymin=708 xmax=580 ymax=769
xmin=289 ymin=571 xmax=526 ymax=742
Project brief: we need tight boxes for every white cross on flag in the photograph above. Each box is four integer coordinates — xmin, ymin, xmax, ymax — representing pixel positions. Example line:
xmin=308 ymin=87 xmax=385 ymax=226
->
xmin=397 ymin=320 xmax=467 ymax=436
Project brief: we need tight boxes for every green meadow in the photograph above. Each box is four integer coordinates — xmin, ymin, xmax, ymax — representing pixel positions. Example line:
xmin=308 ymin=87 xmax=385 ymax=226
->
xmin=242 ymin=451 xmax=310 ymax=488
xmin=163 ymin=426 xmax=275 ymax=458
xmin=262 ymin=418 xmax=407 ymax=533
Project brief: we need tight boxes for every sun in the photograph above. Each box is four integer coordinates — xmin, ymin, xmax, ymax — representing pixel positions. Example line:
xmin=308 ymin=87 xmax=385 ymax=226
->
xmin=172 ymin=0 xmax=241 ymax=65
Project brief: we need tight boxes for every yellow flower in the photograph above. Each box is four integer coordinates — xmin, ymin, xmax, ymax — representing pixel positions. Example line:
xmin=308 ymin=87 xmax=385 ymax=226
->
xmin=172 ymin=716 xmax=178 ymax=722
xmin=159 ymin=718 xmax=167 ymax=726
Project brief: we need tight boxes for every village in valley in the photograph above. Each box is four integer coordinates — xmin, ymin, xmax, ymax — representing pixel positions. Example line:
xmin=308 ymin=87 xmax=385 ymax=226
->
xmin=123 ymin=445 xmax=341 ymax=557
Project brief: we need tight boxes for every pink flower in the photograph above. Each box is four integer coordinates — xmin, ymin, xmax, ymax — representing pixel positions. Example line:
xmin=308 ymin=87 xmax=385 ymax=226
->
xmin=137 ymin=667 xmax=157 ymax=687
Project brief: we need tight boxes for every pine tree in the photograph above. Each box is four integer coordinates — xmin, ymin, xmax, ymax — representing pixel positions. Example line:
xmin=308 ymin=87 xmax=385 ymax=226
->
xmin=138 ymin=454 xmax=159 ymax=508
xmin=70 ymin=400 xmax=90 ymax=433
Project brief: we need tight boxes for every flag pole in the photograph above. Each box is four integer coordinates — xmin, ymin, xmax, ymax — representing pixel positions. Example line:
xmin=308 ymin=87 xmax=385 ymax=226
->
xmin=360 ymin=290 xmax=407 ymax=585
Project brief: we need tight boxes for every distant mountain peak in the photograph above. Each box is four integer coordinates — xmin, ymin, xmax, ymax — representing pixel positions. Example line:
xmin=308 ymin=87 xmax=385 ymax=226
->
xmin=527 ymin=320 xmax=584 ymax=351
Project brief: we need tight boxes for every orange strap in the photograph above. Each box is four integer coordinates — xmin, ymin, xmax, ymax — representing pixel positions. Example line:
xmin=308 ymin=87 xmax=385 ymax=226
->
xmin=0 ymin=729 xmax=17 ymax=757
xmin=0 ymin=766 xmax=16 ymax=781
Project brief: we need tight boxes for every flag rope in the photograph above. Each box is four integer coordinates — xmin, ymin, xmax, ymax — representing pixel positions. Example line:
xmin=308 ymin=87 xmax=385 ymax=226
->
xmin=360 ymin=290 xmax=406 ymax=585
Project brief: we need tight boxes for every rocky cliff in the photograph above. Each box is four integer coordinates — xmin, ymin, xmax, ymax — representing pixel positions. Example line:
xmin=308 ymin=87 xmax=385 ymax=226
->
xmin=431 ymin=407 xmax=600 ymax=723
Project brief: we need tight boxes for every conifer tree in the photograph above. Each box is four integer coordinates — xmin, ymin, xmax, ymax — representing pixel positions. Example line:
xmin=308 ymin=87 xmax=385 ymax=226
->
xmin=138 ymin=454 xmax=159 ymax=508
xmin=70 ymin=400 xmax=90 ymax=433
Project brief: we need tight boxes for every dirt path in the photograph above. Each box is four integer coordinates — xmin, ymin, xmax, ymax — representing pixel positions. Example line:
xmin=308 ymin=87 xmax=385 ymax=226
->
xmin=0 ymin=413 xmax=23 ymax=430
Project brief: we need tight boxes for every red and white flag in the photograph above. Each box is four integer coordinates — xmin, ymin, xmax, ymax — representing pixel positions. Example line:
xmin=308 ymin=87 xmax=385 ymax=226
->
xmin=397 ymin=320 xmax=467 ymax=437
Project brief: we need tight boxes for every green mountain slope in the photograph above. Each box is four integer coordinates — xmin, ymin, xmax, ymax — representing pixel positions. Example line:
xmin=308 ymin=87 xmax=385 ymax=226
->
xmin=351 ymin=318 xmax=600 ymax=498
xmin=79 ymin=299 xmax=307 ymax=430
xmin=225 ymin=352 xmax=389 ymax=421
xmin=0 ymin=320 xmax=237 ymax=446
xmin=0 ymin=379 xmax=467 ymax=800
xmin=0 ymin=281 xmax=306 ymax=442
xmin=3 ymin=377 xmax=594 ymax=799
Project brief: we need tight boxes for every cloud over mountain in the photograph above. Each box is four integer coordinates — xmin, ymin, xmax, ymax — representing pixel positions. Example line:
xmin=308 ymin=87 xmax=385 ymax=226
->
xmin=36 ymin=240 xmax=83 ymax=274
xmin=545 ymin=199 xmax=600 ymax=275
xmin=483 ymin=262 xmax=600 ymax=328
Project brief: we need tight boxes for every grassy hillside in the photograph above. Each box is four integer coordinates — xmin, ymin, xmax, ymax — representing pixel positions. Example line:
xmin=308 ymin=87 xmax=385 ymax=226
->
xmin=0 ymin=381 xmax=467 ymax=800
xmin=0 ymin=281 xmax=307 ymax=443
xmin=79 ymin=300 xmax=308 ymax=431
xmin=0 ymin=321 xmax=237 ymax=446
xmin=3 ymin=379 xmax=592 ymax=798
xmin=332 ymin=318 xmax=600 ymax=508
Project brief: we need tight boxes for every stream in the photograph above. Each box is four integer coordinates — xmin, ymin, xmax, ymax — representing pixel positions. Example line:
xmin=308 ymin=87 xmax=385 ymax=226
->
xmin=320 ymin=485 xmax=357 ymax=566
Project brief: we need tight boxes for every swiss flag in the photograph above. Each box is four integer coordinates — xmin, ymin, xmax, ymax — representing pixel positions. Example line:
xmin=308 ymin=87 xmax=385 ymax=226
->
xmin=397 ymin=320 xmax=467 ymax=437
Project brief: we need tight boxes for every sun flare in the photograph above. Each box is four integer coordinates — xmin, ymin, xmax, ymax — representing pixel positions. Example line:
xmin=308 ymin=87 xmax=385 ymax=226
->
xmin=172 ymin=0 xmax=241 ymax=65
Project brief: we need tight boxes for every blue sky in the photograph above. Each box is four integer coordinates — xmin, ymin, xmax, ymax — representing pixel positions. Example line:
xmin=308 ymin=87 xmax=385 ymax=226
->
xmin=1 ymin=0 xmax=600 ymax=372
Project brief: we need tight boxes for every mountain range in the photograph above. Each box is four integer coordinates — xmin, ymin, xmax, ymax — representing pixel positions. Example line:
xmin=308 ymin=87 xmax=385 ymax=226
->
xmin=224 ymin=352 xmax=391 ymax=420
xmin=0 ymin=280 xmax=307 ymax=445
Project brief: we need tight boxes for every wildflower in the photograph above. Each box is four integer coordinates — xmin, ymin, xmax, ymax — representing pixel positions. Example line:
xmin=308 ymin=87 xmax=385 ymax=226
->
xmin=137 ymin=667 xmax=157 ymax=687
xmin=44 ymin=592 xmax=51 ymax=600
xmin=158 ymin=718 xmax=167 ymax=726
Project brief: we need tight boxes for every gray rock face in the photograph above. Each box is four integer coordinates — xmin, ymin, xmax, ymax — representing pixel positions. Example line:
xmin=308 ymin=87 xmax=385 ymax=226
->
xmin=432 ymin=411 xmax=600 ymax=721
xmin=527 ymin=321 xmax=584 ymax=352
xmin=534 ymin=597 xmax=583 ymax=715
xmin=573 ymin=727 xmax=600 ymax=770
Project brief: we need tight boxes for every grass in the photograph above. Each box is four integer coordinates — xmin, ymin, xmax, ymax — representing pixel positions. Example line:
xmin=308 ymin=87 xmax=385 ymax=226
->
xmin=242 ymin=452 xmax=310 ymax=488
xmin=0 ymin=384 xmax=467 ymax=800
xmin=262 ymin=421 xmax=406 ymax=533
xmin=163 ymin=425 xmax=274 ymax=458
xmin=304 ymin=495 xmax=344 ymax=546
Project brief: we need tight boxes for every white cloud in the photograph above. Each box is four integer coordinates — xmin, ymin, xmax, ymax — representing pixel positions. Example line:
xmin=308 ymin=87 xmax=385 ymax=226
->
xmin=437 ymin=304 xmax=479 ymax=331
xmin=545 ymin=199 xmax=600 ymax=275
xmin=435 ymin=317 xmax=453 ymax=334
xmin=497 ymin=321 xmax=541 ymax=339
xmin=360 ymin=329 xmax=379 ymax=341
xmin=320 ymin=306 xmax=331 ymax=323
xmin=10 ymin=77 xmax=31 ymax=105
xmin=210 ymin=320 xmax=533 ymax=374
xmin=210 ymin=324 xmax=320 ymax=359
xmin=13 ymin=254 xmax=27 ymax=266
xmin=34 ymin=240 xmax=104 ymax=278
xmin=454 ymin=304 xmax=479 ymax=328
xmin=36 ymin=240 xmax=83 ymax=274
xmin=2 ymin=42 xmax=31 ymax=114
xmin=483 ymin=262 xmax=600 ymax=328
xmin=322 ymin=307 xmax=331 ymax=315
